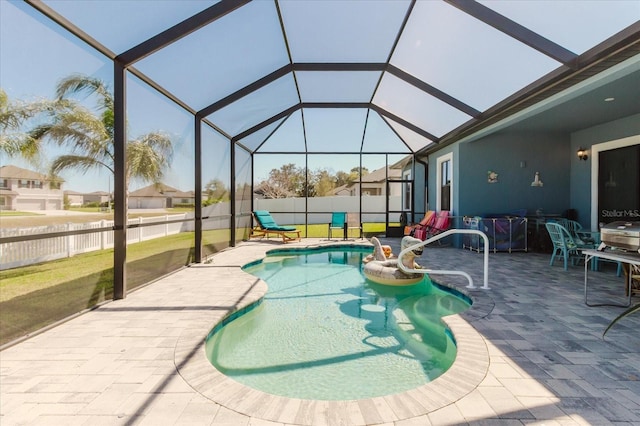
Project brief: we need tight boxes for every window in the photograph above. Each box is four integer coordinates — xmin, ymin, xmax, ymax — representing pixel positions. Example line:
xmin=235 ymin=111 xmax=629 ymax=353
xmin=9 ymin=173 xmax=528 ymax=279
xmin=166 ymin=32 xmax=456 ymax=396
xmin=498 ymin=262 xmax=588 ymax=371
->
xmin=0 ymin=179 xmax=8 ymax=189
xmin=402 ymin=170 xmax=411 ymax=211
xmin=436 ymin=153 xmax=453 ymax=212
xmin=18 ymin=179 xmax=28 ymax=188
xmin=50 ymin=181 xmax=61 ymax=190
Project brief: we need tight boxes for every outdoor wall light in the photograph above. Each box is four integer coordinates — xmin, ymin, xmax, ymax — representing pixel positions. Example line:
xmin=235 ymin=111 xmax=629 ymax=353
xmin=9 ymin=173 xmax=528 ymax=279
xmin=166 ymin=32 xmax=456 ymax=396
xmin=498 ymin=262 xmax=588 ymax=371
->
xmin=577 ymin=147 xmax=589 ymax=161
xmin=531 ymin=171 xmax=543 ymax=187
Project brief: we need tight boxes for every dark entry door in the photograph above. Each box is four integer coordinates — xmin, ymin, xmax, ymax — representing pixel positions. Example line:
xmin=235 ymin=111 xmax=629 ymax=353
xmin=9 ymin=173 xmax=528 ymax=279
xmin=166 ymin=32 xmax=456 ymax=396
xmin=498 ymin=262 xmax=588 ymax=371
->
xmin=598 ymin=144 xmax=640 ymax=224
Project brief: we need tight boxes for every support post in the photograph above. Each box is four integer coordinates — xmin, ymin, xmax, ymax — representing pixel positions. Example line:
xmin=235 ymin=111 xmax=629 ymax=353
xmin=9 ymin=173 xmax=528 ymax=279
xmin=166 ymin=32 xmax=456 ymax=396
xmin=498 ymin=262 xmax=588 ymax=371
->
xmin=113 ymin=62 xmax=127 ymax=300
xmin=195 ymin=115 xmax=202 ymax=262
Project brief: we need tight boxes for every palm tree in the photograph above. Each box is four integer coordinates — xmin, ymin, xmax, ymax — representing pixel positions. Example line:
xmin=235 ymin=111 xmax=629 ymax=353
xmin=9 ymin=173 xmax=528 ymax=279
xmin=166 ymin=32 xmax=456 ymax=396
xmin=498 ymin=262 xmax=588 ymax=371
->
xmin=28 ymin=74 xmax=173 ymax=195
xmin=0 ymin=88 xmax=60 ymax=160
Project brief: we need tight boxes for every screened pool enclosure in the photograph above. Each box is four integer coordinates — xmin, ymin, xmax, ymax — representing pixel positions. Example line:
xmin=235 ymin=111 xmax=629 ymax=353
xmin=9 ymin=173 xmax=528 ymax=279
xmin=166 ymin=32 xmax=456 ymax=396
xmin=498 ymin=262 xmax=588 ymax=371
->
xmin=1 ymin=0 xmax=639 ymax=345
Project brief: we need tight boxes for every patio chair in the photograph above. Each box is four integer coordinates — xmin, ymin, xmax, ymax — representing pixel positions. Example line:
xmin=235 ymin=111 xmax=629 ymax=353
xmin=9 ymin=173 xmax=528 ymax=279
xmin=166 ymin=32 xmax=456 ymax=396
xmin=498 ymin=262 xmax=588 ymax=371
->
xmin=555 ymin=219 xmax=620 ymax=273
xmin=328 ymin=212 xmax=346 ymax=240
xmin=346 ymin=212 xmax=362 ymax=239
xmin=404 ymin=210 xmax=435 ymax=237
xmin=622 ymin=264 xmax=640 ymax=297
xmin=545 ymin=222 xmax=586 ymax=270
xmin=251 ymin=210 xmax=301 ymax=243
xmin=416 ymin=210 xmax=450 ymax=241
xmin=557 ymin=218 xmax=596 ymax=245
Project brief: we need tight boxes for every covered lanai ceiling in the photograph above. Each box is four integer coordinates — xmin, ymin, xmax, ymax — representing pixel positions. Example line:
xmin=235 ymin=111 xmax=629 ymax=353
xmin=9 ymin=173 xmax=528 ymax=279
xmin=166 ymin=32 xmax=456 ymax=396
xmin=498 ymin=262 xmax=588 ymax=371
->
xmin=32 ymin=0 xmax=640 ymax=156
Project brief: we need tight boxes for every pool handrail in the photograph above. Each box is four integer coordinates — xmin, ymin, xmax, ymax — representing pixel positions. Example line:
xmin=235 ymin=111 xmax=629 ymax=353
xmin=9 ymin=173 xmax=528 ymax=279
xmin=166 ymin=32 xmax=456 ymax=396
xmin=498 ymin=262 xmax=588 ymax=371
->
xmin=397 ymin=229 xmax=490 ymax=290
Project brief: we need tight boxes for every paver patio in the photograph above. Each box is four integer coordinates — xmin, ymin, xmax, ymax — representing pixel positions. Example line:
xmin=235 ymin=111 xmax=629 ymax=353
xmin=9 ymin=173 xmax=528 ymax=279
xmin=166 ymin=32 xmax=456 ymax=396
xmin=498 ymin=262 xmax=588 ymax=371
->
xmin=1 ymin=237 xmax=639 ymax=425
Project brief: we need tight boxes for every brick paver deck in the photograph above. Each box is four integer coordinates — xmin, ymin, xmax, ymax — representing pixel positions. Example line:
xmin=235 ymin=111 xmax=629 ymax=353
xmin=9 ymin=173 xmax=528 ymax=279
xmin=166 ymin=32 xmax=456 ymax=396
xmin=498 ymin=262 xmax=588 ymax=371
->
xmin=1 ymin=238 xmax=639 ymax=425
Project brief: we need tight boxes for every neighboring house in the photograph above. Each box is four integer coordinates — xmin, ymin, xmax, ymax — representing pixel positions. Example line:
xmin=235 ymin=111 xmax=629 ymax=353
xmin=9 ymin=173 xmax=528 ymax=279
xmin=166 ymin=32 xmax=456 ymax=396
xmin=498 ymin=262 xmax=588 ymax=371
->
xmin=129 ymin=183 xmax=195 ymax=209
xmin=0 ymin=165 xmax=64 ymax=211
xmin=83 ymin=191 xmax=111 ymax=205
xmin=331 ymin=184 xmax=351 ymax=196
xmin=335 ymin=166 xmax=402 ymax=197
xmin=63 ymin=190 xmax=84 ymax=207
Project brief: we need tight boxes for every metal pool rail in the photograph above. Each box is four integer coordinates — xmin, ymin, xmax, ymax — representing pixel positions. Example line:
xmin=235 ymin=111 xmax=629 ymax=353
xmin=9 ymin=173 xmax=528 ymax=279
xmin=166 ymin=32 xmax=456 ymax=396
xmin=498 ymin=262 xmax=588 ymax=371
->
xmin=398 ymin=229 xmax=490 ymax=290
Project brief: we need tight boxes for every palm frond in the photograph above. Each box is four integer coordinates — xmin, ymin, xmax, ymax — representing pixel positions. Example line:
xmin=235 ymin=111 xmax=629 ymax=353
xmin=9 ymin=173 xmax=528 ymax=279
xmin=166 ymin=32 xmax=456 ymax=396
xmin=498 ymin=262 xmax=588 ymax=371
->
xmin=29 ymin=104 xmax=111 ymax=157
xmin=50 ymin=155 xmax=105 ymax=176
xmin=126 ymin=132 xmax=174 ymax=182
xmin=603 ymin=303 xmax=640 ymax=338
xmin=56 ymin=74 xmax=113 ymax=111
xmin=0 ymin=134 xmax=42 ymax=159
xmin=0 ymin=90 xmax=60 ymax=132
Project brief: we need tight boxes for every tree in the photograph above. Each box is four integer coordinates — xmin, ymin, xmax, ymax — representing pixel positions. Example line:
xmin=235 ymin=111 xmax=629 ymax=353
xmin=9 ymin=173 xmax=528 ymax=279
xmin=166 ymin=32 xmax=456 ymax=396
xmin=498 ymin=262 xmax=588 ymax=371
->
xmin=257 ymin=163 xmax=306 ymax=199
xmin=310 ymin=169 xmax=335 ymax=196
xmin=0 ymin=88 xmax=59 ymax=161
xmin=27 ymin=74 xmax=173 ymax=193
xmin=204 ymin=178 xmax=228 ymax=205
xmin=334 ymin=167 xmax=368 ymax=188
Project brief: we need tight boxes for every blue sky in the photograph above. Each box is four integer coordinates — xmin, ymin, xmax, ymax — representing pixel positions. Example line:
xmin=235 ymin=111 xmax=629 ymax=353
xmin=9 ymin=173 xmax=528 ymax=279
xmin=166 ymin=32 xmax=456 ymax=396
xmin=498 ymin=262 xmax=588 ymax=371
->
xmin=2 ymin=0 xmax=638 ymax=192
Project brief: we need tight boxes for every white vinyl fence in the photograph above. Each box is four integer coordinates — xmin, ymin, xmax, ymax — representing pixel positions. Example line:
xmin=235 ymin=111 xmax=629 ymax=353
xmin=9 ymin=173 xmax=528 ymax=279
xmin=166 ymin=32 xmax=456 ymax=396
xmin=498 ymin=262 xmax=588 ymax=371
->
xmin=1 ymin=195 xmax=402 ymax=271
xmin=0 ymin=214 xmax=189 ymax=270
xmin=254 ymin=195 xmax=402 ymax=225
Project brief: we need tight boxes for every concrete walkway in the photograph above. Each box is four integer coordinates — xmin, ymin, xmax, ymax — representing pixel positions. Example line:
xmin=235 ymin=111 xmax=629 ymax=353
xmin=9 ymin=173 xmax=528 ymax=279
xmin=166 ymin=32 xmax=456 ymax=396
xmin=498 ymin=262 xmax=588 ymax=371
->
xmin=1 ymin=237 xmax=639 ymax=425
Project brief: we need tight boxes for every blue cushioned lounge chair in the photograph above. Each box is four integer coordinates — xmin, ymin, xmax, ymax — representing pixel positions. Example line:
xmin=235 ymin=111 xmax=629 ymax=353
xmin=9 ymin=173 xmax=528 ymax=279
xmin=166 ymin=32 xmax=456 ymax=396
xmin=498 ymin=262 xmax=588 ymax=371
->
xmin=251 ymin=210 xmax=301 ymax=243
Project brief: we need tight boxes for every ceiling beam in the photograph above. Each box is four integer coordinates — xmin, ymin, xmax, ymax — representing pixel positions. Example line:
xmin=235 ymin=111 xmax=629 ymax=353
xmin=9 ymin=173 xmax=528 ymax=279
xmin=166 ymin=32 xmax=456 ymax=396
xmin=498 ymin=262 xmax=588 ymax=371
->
xmin=387 ymin=65 xmax=480 ymax=117
xmin=445 ymin=0 xmax=578 ymax=67
xmin=300 ymin=102 xmax=371 ymax=109
xmin=199 ymin=64 xmax=292 ymax=117
xmin=293 ymin=63 xmax=386 ymax=72
xmin=371 ymin=105 xmax=438 ymax=142
xmin=233 ymin=104 xmax=300 ymax=142
xmin=117 ymin=0 xmax=250 ymax=66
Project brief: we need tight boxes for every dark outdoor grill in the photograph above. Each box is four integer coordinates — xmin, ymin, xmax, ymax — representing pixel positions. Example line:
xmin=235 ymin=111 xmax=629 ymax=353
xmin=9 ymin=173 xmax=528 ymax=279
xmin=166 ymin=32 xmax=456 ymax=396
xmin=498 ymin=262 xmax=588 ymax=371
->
xmin=601 ymin=221 xmax=640 ymax=252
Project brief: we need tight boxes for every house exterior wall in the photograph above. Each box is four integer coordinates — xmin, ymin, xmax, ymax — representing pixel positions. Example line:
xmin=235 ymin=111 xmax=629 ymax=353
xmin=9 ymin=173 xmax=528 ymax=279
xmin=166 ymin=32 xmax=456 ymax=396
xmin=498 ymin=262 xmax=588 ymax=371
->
xmin=422 ymin=113 xmax=640 ymax=234
xmin=84 ymin=193 xmax=110 ymax=204
xmin=0 ymin=174 xmax=63 ymax=211
xmin=457 ymin=132 xmax=570 ymax=218
xmin=65 ymin=193 xmax=84 ymax=207
xmin=129 ymin=197 xmax=166 ymax=209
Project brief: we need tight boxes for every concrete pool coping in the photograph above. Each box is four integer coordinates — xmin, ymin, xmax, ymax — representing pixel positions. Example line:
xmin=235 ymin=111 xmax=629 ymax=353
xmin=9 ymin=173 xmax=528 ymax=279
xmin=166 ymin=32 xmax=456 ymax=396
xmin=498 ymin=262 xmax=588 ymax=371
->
xmin=175 ymin=239 xmax=490 ymax=425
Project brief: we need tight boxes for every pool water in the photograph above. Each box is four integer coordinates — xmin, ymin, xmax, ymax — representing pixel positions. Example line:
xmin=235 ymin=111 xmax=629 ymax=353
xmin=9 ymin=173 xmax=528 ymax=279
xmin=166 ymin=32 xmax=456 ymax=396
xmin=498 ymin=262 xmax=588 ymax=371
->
xmin=205 ymin=247 xmax=471 ymax=400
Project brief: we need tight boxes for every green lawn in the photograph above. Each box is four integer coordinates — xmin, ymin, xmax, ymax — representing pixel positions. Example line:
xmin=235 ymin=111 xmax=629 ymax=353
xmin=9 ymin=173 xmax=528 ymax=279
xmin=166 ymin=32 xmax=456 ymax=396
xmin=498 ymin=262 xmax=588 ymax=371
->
xmin=0 ymin=211 xmax=41 ymax=217
xmin=0 ymin=222 xmax=389 ymax=346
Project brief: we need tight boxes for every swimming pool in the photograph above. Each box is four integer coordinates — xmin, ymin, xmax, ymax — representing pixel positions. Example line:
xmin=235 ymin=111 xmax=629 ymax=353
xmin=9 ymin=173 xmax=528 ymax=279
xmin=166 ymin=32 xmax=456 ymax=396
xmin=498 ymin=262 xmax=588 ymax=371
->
xmin=205 ymin=246 xmax=471 ymax=400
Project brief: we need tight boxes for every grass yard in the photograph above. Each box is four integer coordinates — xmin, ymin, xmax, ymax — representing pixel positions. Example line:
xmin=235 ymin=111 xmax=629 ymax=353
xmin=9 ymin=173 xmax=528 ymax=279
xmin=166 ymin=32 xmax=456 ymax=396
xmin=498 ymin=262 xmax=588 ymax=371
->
xmin=0 ymin=211 xmax=41 ymax=217
xmin=0 ymin=232 xmax=199 ymax=346
xmin=0 ymin=219 xmax=388 ymax=346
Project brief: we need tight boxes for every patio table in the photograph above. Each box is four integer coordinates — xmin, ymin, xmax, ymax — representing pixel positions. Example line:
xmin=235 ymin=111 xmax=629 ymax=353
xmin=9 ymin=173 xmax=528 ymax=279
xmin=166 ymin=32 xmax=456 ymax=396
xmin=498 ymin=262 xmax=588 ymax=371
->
xmin=583 ymin=248 xmax=640 ymax=307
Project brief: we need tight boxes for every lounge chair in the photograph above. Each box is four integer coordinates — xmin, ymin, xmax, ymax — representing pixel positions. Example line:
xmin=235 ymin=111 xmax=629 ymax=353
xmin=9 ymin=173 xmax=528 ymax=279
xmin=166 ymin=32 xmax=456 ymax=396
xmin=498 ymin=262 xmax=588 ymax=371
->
xmin=251 ymin=210 xmax=301 ymax=243
xmin=404 ymin=211 xmax=435 ymax=237
xmin=416 ymin=210 xmax=450 ymax=241
xmin=328 ymin=212 xmax=346 ymax=240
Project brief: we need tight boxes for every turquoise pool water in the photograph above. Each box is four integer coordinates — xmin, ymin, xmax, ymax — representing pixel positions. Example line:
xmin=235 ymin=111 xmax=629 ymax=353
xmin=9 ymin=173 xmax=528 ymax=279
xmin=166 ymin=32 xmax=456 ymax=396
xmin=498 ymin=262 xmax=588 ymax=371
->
xmin=205 ymin=247 xmax=471 ymax=400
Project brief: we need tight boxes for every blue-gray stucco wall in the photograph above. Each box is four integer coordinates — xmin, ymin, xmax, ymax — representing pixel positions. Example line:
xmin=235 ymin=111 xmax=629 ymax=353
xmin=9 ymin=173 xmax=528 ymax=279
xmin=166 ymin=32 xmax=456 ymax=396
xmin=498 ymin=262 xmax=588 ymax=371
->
xmin=459 ymin=132 xmax=571 ymax=218
xmin=424 ymin=113 xmax=640 ymax=229
xmin=427 ymin=132 xmax=571 ymax=218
